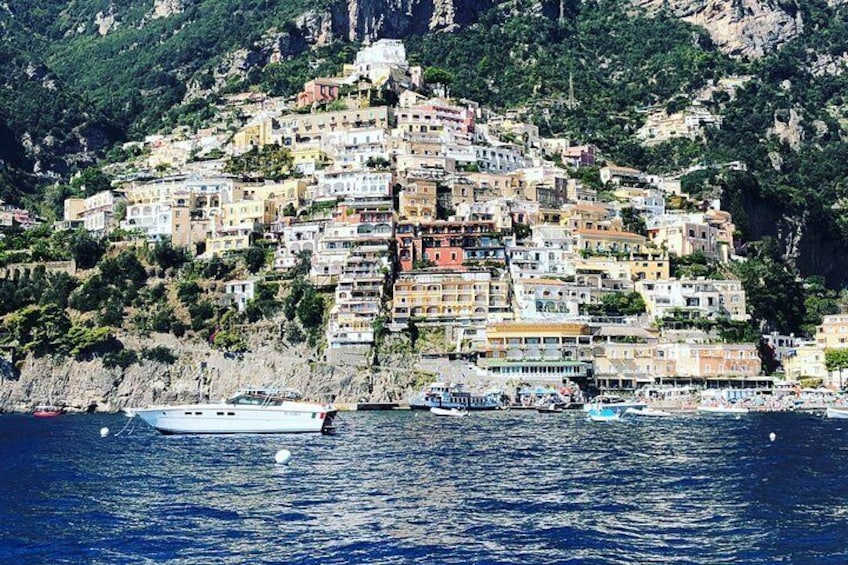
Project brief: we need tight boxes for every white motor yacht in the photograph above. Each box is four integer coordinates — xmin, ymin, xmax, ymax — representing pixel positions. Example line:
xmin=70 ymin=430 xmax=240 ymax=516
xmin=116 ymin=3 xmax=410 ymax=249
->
xmin=825 ymin=406 xmax=848 ymax=419
xmin=129 ymin=388 xmax=337 ymax=435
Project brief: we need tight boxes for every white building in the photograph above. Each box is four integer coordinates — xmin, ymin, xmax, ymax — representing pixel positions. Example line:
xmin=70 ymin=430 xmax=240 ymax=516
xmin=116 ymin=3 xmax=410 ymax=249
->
xmin=323 ymin=128 xmax=389 ymax=170
xmin=224 ymin=279 xmax=256 ymax=312
xmin=636 ymin=278 xmax=748 ymax=322
xmin=274 ymin=221 xmax=324 ymax=270
xmin=474 ymin=144 xmax=527 ymax=173
xmin=63 ymin=190 xmax=122 ymax=234
xmin=352 ymin=39 xmax=409 ymax=81
xmin=314 ymin=170 xmax=393 ymax=199
xmin=122 ymin=202 xmax=174 ymax=240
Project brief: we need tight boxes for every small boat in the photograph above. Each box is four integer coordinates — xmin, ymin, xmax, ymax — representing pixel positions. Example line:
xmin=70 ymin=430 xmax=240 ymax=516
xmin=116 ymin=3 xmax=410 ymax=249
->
xmin=697 ymin=404 xmax=749 ymax=415
xmin=536 ymin=403 xmax=564 ymax=414
xmin=430 ymin=407 xmax=467 ymax=418
xmin=625 ymin=406 xmax=674 ymax=417
xmin=32 ymin=404 xmax=65 ymax=418
xmin=582 ymin=395 xmax=645 ymax=415
xmin=586 ymin=406 xmax=622 ymax=422
xmin=129 ymin=388 xmax=337 ymax=435
xmin=825 ymin=407 xmax=848 ymax=419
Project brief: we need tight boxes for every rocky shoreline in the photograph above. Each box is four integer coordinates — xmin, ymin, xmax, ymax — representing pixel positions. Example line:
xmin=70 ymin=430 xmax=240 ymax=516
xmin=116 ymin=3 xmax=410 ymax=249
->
xmin=0 ymin=332 xmax=432 ymax=413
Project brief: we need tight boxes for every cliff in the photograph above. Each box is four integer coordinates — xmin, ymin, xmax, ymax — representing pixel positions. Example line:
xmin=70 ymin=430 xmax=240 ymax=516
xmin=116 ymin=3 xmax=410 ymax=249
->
xmin=631 ymin=0 xmax=802 ymax=58
xmin=0 ymin=332 xmax=435 ymax=413
xmin=295 ymin=0 xmax=497 ymax=45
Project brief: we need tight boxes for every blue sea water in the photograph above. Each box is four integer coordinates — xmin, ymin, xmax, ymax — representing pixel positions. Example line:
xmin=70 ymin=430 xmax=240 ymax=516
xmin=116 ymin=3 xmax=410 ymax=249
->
xmin=1 ymin=410 xmax=847 ymax=564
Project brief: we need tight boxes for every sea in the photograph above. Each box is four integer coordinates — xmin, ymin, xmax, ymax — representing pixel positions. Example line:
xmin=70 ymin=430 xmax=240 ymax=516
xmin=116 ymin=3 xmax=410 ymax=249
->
xmin=1 ymin=410 xmax=847 ymax=564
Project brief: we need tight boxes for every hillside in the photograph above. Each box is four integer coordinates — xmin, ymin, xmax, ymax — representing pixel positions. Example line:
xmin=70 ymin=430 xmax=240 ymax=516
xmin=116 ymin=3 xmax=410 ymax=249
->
xmin=2 ymin=0 xmax=848 ymax=283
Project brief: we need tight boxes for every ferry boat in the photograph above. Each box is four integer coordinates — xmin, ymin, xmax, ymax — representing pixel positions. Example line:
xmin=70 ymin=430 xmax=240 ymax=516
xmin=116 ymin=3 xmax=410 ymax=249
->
xmin=129 ymin=388 xmax=337 ymax=435
xmin=409 ymin=382 xmax=503 ymax=411
xmin=32 ymin=404 xmax=65 ymax=418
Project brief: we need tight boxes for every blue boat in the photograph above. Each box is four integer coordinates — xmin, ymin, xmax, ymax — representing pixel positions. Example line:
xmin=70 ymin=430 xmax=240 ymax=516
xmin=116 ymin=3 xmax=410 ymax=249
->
xmin=409 ymin=382 xmax=503 ymax=411
xmin=586 ymin=406 xmax=622 ymax=422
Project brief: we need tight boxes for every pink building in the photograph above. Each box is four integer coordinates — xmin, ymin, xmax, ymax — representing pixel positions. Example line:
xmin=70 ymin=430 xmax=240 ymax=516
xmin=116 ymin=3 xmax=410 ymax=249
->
xmin=297 ymin=78 xmax=341 ymax=108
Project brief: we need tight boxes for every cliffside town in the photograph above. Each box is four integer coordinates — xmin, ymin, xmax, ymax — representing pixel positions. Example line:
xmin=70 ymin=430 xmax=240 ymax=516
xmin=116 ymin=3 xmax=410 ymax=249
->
xmin=1 ymin=39 xmax=845 ymax=412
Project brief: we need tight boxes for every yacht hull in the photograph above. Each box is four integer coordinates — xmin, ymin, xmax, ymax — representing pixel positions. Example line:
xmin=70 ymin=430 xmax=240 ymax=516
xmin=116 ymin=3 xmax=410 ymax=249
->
xmin=134 ymin=403 xmax=336 ymax=434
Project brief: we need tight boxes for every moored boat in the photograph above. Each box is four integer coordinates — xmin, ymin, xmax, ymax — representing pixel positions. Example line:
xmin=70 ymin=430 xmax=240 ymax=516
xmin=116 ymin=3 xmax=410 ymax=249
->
xmin=536 ymin=403 xmax=564 ymax=414
xmin=625 ymin=406 xmax=674 ymax=417
xmin=129 ymin=388 xmax=337 ymax=435
xmin=430 ymin=407 xmax=467 ymax=418
xmin=410 ymin=381 xmax=502 ymax=411
xmin=825 ymin=406 xmax=848 ymax=419
xmin=581 ymin=395 xmax=646 ymax=415
xmin=586 ymin=406 xmax=622 ymax=422
xmin=697 ymin=404 xmax=749 ymax=415
xmin=32 ymin=404 xmax=65 ymax=418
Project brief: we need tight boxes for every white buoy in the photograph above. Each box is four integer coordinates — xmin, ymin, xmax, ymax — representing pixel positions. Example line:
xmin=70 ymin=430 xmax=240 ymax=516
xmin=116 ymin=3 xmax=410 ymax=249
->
xmin=100 ymin=427 xmax=110 ymax=438
xmin=769 ymin=432 xmax=776 ymax=442
xmin=274 ymin=449 xmax=292 ymax=466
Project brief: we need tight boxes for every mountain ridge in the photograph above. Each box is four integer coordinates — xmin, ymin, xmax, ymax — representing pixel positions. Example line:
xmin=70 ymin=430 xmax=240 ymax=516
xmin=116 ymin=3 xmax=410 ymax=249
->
xmin=2 ymin=0 xmax=848 ymax=285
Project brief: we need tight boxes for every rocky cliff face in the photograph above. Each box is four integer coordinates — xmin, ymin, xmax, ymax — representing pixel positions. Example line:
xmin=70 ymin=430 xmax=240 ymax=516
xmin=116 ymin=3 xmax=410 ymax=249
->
xmin=296 ymin=0 xmax=496 ymax=45
xmin=631 ymin=0 xmax=802 ymax=59
xmin=0 ymin=332 xmax=427 ymax=413
xmin=151 ymin=0 xmax=187 ymax=19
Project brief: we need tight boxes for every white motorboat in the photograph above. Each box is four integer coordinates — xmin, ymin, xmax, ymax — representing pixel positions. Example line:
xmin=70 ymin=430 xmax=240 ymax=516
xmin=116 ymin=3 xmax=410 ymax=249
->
xmin=625 ymin=406 xmax=674 ymax=417
xmin=430 ymin=406 xmax=467 ymax=418
xmin=697 ymin=404 xmax=749 ymax=415
xmin=129 ymin=388 xmax=337 ymax=434
xmin=582 ymin=395 xmax=646 ymax=415
xmin=825 ymin=407 xmax=848 ymax=419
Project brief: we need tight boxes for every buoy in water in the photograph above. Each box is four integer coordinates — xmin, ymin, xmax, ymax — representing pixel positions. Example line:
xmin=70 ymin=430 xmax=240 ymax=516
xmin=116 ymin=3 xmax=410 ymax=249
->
xmin=274 ymin=449 xmax=292 ymax=466
xmin=100 ymin=427 xmax=110 ymax=438
xmin=769 ymin=432 xmax=776 ymax=442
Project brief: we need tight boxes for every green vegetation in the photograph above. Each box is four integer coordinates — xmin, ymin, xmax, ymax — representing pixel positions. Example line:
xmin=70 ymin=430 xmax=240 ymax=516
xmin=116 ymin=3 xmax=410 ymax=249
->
xmin=581 ymin=292 xmax=647 ymax=317
xmin=224 ymin=145 xmax=294 ymax=180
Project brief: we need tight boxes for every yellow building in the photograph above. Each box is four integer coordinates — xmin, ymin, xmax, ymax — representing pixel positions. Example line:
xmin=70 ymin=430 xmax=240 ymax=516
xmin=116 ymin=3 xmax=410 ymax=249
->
xmin=477 ymin=321 xmax=594 ymax=384
xmin=221 ymin=200 xmax=264 ymax=231
xmin=277 ymin=106 xmax=392 ymax=142
xmin=291 ymin=146 xmax=331 ymax=169
xmin=783 ymin=343 xmax=828 ymax=382
xmin=232 ymin=119 xmax=275 ymax=153
xmin=561 ymin=203 xmax=618 ymax=231
xmin=620 ymin=251 xmax=670 ymax=281
xmin=398 ymin=179 xmax=437 ymax=221
xmin=206 ymin=230 xmax=252 ymax=257
xmin=241 ymin=180 xmax=308 ymax=206
xmin=392 ymin=270 xmax=510 ymax=325
xmin=574 ymin=228 xmax=648 ymax=255
xmin=816 ymin=314 xmax=848 ymax=349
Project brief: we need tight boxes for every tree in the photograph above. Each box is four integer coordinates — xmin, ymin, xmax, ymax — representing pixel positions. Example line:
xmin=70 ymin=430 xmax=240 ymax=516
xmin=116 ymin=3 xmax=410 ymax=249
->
xmin=620 ymin=207 xmax=647 ymax=236
xmin=296 ymin=287 xmax=325 ymax=330
xmin=245 ymin=245 xmax=267 ymax=274
xmin=71 ymin=167 xmax=112 ymax=197
xmin=825 ymin=349 xmax=848 ymax=391
xmin=151 ymin=240 xmax=189 ymax=272
xmin=423 ymin=67 xmax=455 ymax=95
xmin=8 ymin=304 xmax=72 ymax=357
xmin=69 ymin=229 xmax=107 ymax=270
